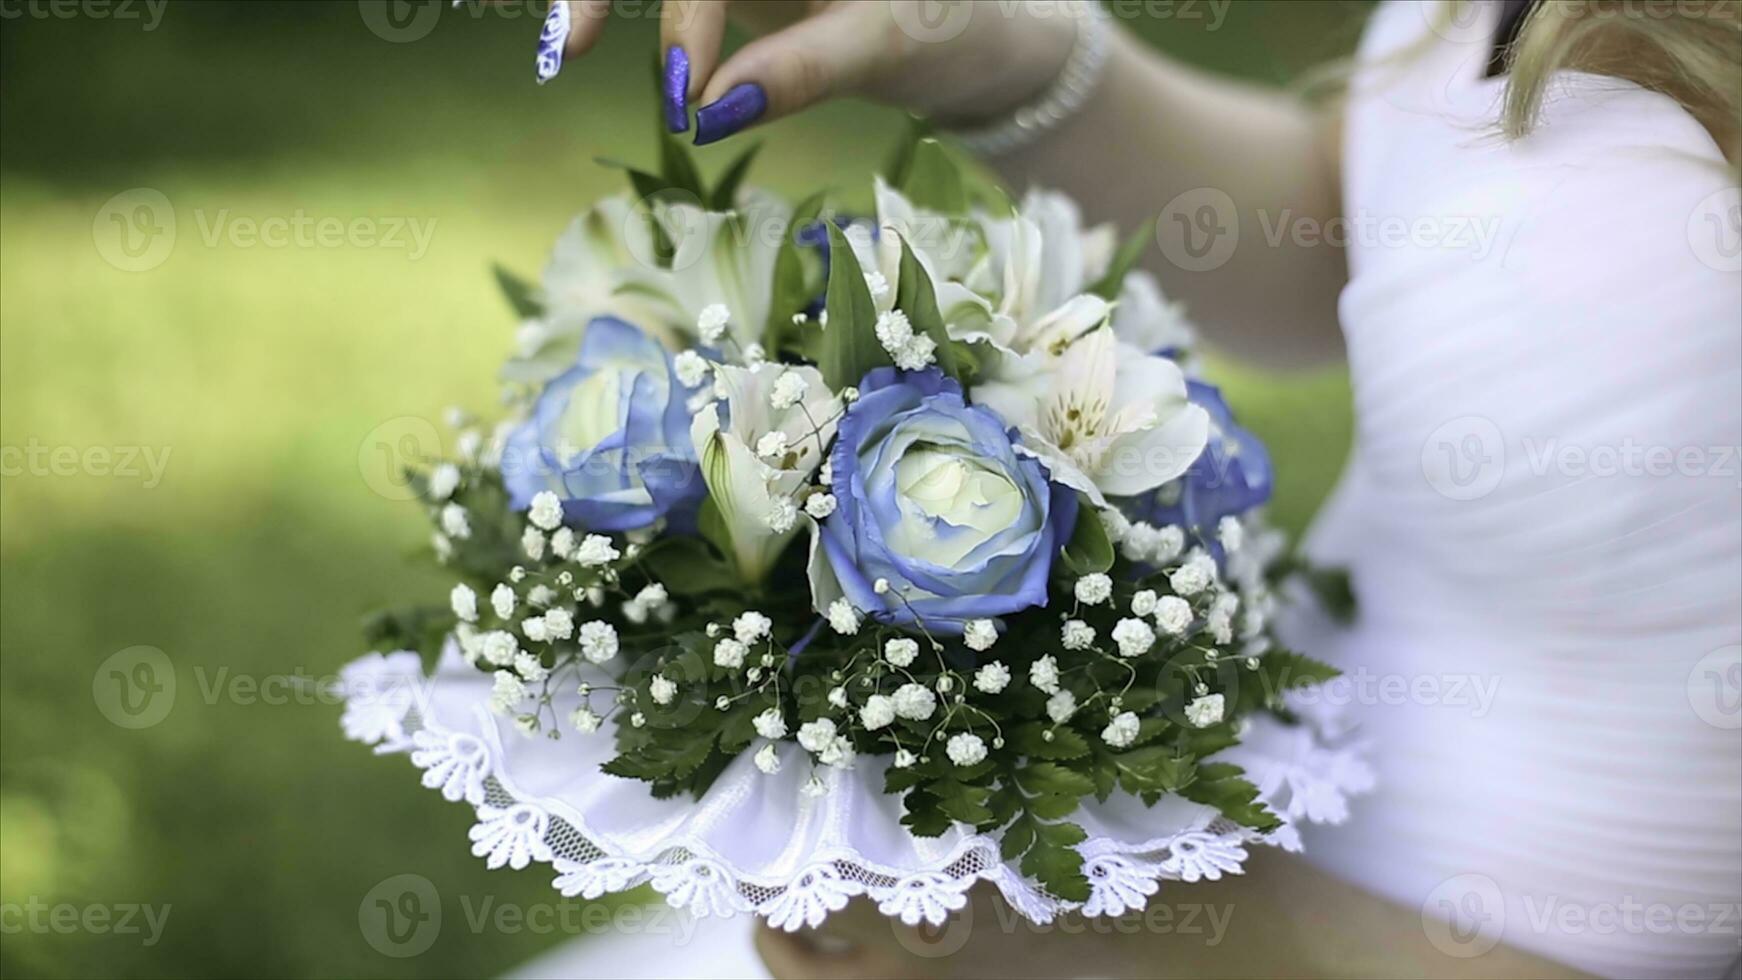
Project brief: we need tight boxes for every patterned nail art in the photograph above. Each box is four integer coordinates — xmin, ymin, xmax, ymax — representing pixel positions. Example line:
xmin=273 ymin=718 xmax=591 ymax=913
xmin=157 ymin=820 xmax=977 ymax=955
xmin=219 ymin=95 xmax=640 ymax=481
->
xmin=535 ymin=1 xmax=571 ymax=85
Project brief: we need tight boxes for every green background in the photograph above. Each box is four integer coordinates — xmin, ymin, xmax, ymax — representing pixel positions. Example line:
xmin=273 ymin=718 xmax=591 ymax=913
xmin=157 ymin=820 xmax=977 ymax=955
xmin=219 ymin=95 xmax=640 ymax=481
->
xmin=0 ymin=2 xmax=1366 ymax=976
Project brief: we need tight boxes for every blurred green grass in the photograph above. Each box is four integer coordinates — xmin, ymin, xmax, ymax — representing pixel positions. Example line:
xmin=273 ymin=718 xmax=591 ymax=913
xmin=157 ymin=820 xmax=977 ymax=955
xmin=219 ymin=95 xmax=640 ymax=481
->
xmin=0 ymin=2 xmax=1364 ymax=977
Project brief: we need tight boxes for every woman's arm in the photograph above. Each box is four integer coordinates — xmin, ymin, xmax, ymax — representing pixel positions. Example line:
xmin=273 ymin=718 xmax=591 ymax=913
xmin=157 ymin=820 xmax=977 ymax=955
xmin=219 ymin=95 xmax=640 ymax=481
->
xmin=548 ymin=0 xmax=1349 ymax=367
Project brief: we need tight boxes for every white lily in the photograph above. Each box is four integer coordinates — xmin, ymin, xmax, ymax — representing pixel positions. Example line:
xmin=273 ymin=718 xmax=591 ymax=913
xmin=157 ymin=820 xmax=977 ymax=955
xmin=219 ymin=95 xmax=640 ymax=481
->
xmin=691 ymin=362 xmax=841 ymax=582
xmin=972 ymin=326 xmax=1209 ymax=507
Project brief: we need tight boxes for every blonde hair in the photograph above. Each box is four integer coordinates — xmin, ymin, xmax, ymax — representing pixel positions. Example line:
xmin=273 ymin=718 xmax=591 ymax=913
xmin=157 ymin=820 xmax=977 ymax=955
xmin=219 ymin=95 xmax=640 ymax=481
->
xmin=1503 ymin=0 xmax=1741 ymax=164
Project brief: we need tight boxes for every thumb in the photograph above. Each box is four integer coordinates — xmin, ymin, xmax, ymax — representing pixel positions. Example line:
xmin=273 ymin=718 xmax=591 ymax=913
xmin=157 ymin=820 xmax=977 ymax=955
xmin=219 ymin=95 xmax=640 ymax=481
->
xmin=692 ymin=3 xmax=890 ymax=146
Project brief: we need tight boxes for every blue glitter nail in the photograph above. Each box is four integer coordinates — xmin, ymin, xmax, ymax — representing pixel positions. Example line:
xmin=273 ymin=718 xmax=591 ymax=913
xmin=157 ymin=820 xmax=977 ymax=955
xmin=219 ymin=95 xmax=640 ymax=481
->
xmin=535 ymin=1 xmax=571 ymax=85
xmin=693 ymin=83 xmax=767 ymax=146
xmin=663 ymin=46 xmax=690 ymax=133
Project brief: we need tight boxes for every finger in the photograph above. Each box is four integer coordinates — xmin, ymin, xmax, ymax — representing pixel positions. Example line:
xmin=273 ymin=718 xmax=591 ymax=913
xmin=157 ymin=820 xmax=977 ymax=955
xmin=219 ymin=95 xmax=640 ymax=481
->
xmin=693 ymin=4 xmax=886 ymax=145
xmin=659 ymin=1 xmax=730 ymax=133
xmin=563 ymin=0 xmax=613 ymax=58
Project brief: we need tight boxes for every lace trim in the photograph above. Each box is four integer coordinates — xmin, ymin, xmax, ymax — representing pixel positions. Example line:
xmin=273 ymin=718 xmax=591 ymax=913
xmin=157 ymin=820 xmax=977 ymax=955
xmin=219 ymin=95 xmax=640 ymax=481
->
xmin=339 ymin=653 xmax=1370 ymax=928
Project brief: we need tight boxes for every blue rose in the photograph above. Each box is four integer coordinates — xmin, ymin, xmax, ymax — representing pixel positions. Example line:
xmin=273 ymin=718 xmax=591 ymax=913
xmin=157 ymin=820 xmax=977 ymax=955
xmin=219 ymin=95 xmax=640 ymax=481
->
xmin=818 ymin=368 xmax=1076 ymax=634
xmin=501 ymin=317 xmax=703 ymax=532
xmin=1125 ymin=380 xmax=1271 ymax=538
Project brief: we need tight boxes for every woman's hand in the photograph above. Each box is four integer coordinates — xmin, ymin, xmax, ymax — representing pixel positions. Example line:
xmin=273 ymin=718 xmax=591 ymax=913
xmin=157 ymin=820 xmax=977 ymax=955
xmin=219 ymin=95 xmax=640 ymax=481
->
xmin=542 ymin=0 xmax=1080 ymax=144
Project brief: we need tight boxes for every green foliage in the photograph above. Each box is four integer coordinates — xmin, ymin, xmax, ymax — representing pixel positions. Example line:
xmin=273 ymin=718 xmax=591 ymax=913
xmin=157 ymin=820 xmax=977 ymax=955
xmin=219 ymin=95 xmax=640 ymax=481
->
xmin=815 ymin=222 xmax=892 ymax=388
xmin=491 ymin=262 xmax=543 ymax=319
xmin=1085 ymin=227 xmax=1150 ymax=301
xmin=892 ymin=237 xmax=978 ymax=383
xmin=764 ymin=190 xmax=828 ymax=354
xmin=896 ymin=139 xmax=967 ymax=215
xmin=1059 ymin=499 xmax=1115 ymax=576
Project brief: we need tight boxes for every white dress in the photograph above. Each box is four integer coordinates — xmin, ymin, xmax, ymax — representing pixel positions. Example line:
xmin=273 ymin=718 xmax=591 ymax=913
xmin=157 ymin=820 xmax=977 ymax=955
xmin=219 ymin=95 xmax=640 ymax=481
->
xmin=1293 ymin=2 xmax=1742 ymax=978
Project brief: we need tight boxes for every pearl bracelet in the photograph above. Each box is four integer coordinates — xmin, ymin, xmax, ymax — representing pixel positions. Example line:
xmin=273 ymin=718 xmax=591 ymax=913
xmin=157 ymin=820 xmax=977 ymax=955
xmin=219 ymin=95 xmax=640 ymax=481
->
xmin=942 ymin=0 xmax=1113 ymax=157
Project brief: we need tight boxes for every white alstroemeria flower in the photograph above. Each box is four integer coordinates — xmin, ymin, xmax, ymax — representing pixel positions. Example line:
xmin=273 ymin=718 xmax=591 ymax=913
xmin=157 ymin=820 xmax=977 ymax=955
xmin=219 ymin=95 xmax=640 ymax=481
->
xmin=502 ymin=195 xmax=678 ymax=384
xmin=972 ymin=327 xmax=1209 ymax=506
xmin=691 ymin=361 xmax=840 ymax=582
xmin=1112 ymin=269 xmax=1196 ymax=357
xmin=642 ymin=191 xmax=790 ymax=352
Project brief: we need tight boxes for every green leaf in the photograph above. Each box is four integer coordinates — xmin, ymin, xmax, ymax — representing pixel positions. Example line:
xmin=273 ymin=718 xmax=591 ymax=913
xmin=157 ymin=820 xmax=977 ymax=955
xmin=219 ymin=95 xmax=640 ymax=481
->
xmin=897 ymin=138 xmax=967 ymax=215
xmin=1019 ymin=821 xmax=1090 ymax=902
xmin=1085 ymin=227 xmax=1150 ymax=300
xmin=1257 ymin=648 xmax=1342 ymax=694
xmin=893 ymin=236 xmax=972 ymax=381
xmin=999 ymin=815 xmax=1036 ymax=861
xmin=1178 ymin=764 xmax=1280 ymax=832
xmin=1016 ymin=762 xmax=1095 ymax=797
xmin=708 ymin=141 xmax=762 ymax=211
xmin=1111 ymin=746 xmax=1195 ymax=794
xmin=882 ymin=114 xmax=934 ymax=186
xmin=491 ymin=263 xmax=542 ymax=319
xmin=764 ymin=190 xmax=827 ymax=353
xmin=817 ymin=222 xmax=892 ymax=389
xmin=696 ymin=493 xmax=734 ymax=563
xmin=1060 ymin=499 xmax=1114 ymax=575
xmin=1009 ymin=722 xmax=1090 ymax=761
xmin=639 ymin=537 xmax=738 ymax=597
xmin=659 ymin=131 xmax=707 ymax=199
xmin=901 ymin=793 xmax=953 ymax=837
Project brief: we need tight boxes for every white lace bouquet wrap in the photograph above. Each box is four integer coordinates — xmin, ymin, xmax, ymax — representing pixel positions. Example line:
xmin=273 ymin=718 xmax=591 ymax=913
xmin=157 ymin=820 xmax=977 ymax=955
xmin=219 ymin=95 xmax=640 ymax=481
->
xmin=339 ymin=129 xmax=1371 ymax=929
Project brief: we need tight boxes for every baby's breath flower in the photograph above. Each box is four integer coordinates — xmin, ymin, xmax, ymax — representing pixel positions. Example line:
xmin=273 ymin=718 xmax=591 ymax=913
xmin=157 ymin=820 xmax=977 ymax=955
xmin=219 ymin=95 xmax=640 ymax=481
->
xmin=578 ymin=621 xmax=618 ymax=663
xmin=431 ymin=532 xmax=453 ymax=563
xmin=569 ymin=706 xmax=601 ymax=733
xmin=892 ymin=683 xmax=936 ymax=721
xmin=489 ymin=670 xmax=527 ymax=713
xmin=673 ymin=349 xmax=711 ymax=389
xmin=542 ymin=607 xmax=574 ymax=640
xmin=450 ymin=584 xmax=478 ymax=623
xmin=1060 ymin=619 xmax=1095 ymax=651
xmin=962 ymin=619 xmax=998 ymax=651
xmin=804 ymin=492 xmax=837 ymax=519
xmin=491 ymin=583 xmax=516 ymax=620
xmin=528 ymin=490 xmax=563 ymax=531
xmin=550 ymin=526 xmax=577 ymax=559
xmin=770 ymin=370 xmax=810 ymax=410
xmin=696 ymin=303 xmax=731 ymax=345
xmin=1154 ymin=595 xmax=1193 ymax=636
xmin=733 ymin=611 xmax=772 ymax=645
xmin=1218 ymin=515 xmax=1244 ymax=553
xmin=1185 ymin=693 xmax=1225 ymax=728
xmin=755 ymin=430 xmax=789 ymax=460
xmin=864 ymin=270 xmax=891 ymax=301
xmin=753 ymin=742 xmax=782 ymax=774
xmin=440 ymin=503 xmax=472 ymax=540
xmin=893 ymin=749 xmax=917 ymax=768
xmin=1102 ymin=711 xmax=1141 ymax=748
xmin=818 ymin=460 xmax=834 ymax=485
xmin=883 ymin=637 xmax=919 ymax=668
xmin=713 ymin=637 xmax=747 ymax=669
xmin=765 ymin=496 xmax=798 ymax=534
xmin=1030 ymin=655 xmax=1061 ymax=694
xmin=528 ymin=585 xmax=557 ymax=607
xmin=974 ymin=661 xmax=1011 ymax=694
xmin=860 ymin=694 xmax=896 ymax=730
xmin=796 ymin=718 xmax=837 ymax=754
xmin=649 ymin=674 xmax=677 ymax=706
xmin=522 ymin=617 xmax=550 ymax=642
xmin=1046 ymin=690 xmax=1078 ymax=724
xmin=513 ymin=650 xmax=547 ymax=683
xmin=574 ymin=534 xmax=619 ymax=567
xmin=827 ymin=598 xmax=860 ymax=635
xmin=481 ymin=630 xmax=519 ymax=667
xmin=1170 ymin=559 xmax=1212 ymax=597
xmin=630 ymin=712 xmax=646 ymax=728
xmin=827 ymin=686 xmax=849 ymax=709
xmin=1130 ymin=589 xmax=1159 ymax=617
xmin=1074 ymin=573 xmax=1113 ymax=606
xmin=428 ymin=463 xmax=461 ymax=501
xmin=1111 ymin=618 xmax=1157 ymax=658
xmin=521 ymin=527 xmax=546 ymax=561
xmin=753 ymin=707 xmax=787 ymax=740
xmin=945 ymin=732 xmax=987 ymax=767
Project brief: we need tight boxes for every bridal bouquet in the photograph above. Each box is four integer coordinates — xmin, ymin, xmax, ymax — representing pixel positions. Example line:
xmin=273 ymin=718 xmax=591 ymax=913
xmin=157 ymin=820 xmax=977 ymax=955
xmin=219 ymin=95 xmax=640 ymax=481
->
xmin=339 ymin=126 xmax=1368 ymax=928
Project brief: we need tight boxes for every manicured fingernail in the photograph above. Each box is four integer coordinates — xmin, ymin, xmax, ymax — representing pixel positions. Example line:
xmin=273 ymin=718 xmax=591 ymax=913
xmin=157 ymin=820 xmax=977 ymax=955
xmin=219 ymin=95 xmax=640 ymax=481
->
xmin=535 ymin=1 xmax=571 ymax=85
xmin=663 ymin=46 xmax=691 ymax=133
xmin=694 ymin=83 xmax=767 ymax=146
